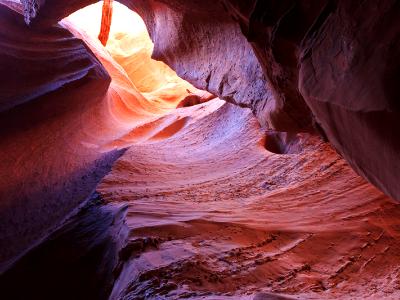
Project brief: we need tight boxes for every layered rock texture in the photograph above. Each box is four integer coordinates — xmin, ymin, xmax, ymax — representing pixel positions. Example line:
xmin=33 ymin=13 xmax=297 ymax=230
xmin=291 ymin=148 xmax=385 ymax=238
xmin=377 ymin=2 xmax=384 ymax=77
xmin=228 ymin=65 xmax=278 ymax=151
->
xmin=0 ymin=0 xmax=399 ymax=299
xmin=98 ymin=100 xmax=400 ymax=299
xmin=0 ymin=1 xmax=207 ymax=273
xmin=118 ymin=0 xmax=400 ymax=202
xmin=24 ymin=0 xmax=400 ymax=201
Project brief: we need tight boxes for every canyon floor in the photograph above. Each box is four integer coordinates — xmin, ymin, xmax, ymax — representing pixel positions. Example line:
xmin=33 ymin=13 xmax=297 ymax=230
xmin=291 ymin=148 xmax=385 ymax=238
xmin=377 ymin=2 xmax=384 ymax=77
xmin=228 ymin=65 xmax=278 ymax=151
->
xmin=3 ymin=97 xmax=400 ymax=300
xmin=97 ymin=98 xmax=400 ymax=300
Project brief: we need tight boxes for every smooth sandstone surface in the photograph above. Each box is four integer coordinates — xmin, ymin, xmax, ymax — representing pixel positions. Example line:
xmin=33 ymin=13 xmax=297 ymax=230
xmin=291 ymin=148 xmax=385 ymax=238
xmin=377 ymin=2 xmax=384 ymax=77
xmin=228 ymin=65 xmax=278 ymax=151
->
xmin=0 ymin=1 xmax=399 ymax=300
xmin=0 ymin=1 xmax=204 ymax=273
xmin=99 ymin=99 xmax=400 ymax=300
xmin=123 ymin=0 xmax=400 ymax=201
xmin=28 ymin=0 xmax=400 ymax=201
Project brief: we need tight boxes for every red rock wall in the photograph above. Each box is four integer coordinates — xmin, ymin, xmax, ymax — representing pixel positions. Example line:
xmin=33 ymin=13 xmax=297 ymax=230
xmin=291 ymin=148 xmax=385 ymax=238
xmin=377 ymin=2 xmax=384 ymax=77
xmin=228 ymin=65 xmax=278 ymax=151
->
xmin=0 ymin=1 xmax=211 ymax=273
xmin=31 ymin=0 xmax=306 ymax=131
xmin=125 ymin=0 xmax=400 ymax=200
xmin=123 ymin=0 xmax=291 ymax=130
xmin=0 ymin=4 xmax=125 ymax=272
xmin=221 ymin=0 xmax=400 ymax=200
xmin=0 ymin=1 xmax=399 ymax=298
xmin=1 ymin=0 xmax=399 ymax=272
xmin=298 ymin=0 xmax=400 ymax=202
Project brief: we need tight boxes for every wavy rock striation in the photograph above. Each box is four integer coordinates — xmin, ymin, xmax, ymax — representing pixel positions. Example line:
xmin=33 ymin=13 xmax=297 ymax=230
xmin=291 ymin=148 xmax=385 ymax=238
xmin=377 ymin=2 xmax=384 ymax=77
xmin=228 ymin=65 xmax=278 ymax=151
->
xmin=99 ymin=99 xmax=400 ymax=299
xmin=0 ymin=1 xmax=399 ymax=299
xmin=0 ymin=1 xmax=203 ymax=273
xmin=124 ymin=0 xmax=400 ymax=202
xmin=26 ymin=0 xmax=400 ymax=200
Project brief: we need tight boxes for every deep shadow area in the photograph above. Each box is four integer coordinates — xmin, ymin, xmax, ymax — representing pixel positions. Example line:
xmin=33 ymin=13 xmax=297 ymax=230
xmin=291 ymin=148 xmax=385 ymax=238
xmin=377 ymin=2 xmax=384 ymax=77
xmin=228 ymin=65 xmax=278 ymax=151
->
xmin=0 ymin=193 xmax=128 ymax=300
xmin=264 ymin=131 xmax=302 ymax=154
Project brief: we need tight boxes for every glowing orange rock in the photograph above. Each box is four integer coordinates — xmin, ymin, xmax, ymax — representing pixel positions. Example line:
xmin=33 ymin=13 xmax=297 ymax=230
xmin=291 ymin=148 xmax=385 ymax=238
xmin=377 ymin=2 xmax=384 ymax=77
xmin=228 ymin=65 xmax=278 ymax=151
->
xmin=98 ymin=0 xmax=113 ymax=46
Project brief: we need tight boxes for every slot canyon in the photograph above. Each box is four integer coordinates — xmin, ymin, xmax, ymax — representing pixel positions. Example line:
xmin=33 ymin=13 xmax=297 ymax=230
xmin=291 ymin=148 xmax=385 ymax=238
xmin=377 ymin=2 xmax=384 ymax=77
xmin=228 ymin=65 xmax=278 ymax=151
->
xmin=0 ymin=0 xmax=399 ymax=299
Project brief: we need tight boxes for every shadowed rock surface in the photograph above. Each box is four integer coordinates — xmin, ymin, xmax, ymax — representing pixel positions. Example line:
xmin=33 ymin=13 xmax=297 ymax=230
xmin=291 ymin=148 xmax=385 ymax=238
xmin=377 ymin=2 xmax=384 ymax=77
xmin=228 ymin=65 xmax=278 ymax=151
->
xmin=0 ymin=193 xmax=129 ymax=300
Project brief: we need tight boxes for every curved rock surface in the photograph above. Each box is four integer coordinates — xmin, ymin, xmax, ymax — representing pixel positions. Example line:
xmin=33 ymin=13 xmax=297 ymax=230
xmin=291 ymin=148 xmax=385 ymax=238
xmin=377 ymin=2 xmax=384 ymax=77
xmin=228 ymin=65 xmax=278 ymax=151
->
xmin=97 ymin=99 xmax=400 ymax=300
xmin=26 ymin=0 xmax=400 ymax=201
xmin=220 ymin=0 xmax=400 ymax=200
xmin=298 ymin=0 xmax=400 ymax=202
xmin=28 ymin=0 xmax=310 ymax=132
xmin=126 ymin=0 xmax=287 ymax=130
xmin=0 ymin=1 xmax=202 ymax=272
xmin=0 ymin=3 xmax=120 ymax=272
xmin=0 ymin=1 xmax=399 ymax=300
